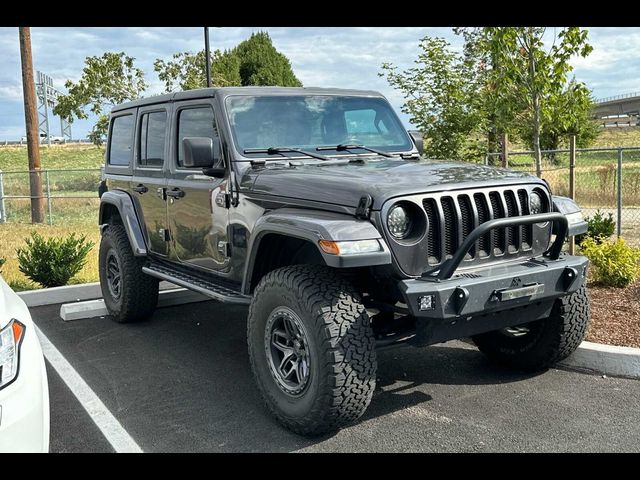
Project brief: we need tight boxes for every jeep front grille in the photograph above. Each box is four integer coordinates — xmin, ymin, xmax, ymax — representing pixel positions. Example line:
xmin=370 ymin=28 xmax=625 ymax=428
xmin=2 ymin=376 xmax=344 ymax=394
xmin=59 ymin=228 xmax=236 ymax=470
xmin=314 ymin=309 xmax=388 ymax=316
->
xmin=421 ymin=187 xmax=544 ymax=267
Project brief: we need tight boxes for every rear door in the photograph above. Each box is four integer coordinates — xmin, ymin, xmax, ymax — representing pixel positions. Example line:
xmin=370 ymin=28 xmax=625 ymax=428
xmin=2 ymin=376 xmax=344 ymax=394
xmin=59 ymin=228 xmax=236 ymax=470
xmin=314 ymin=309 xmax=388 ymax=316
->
xmin=166 ymin=100 xmax=230 ymax=272
xmin=131 ymin=105 xmax=170 ymax=256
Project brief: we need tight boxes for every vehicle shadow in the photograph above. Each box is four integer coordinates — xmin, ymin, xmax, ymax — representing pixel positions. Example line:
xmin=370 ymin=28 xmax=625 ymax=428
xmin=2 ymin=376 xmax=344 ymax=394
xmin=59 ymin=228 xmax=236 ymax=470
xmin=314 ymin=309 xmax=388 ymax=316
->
xmin=359 ymin=343 xmax=542 ymax=424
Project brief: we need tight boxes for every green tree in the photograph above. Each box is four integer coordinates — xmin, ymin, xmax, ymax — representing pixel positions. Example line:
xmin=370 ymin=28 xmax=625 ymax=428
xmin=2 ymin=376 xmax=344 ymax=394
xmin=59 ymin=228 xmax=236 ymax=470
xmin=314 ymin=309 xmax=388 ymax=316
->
xmin=379 ymin=36 xmax=486 ymax=161
xmin=386 ymin=28 xmax=596 ymax=166
xmin=453 ymin=27 xmax=505 ymax=158
xmin=482 ymin=27 xmax=593 ymax=175
xmin=53 ymin=52 xmax=147 ymax=146
xmin=519 ymin=79 xmax=599 ymax=162
xmin=154 ymin=31 xmax=301 ymax=93
xmin=234 ymin=31 xmax=302 ymax=86
xmin=154 ymin=49 xmax=241 ymax=92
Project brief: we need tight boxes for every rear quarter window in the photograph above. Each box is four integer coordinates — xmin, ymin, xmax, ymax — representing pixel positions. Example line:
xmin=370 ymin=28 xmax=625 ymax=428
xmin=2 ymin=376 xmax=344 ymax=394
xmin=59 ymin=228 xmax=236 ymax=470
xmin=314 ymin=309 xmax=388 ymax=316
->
xmin=108 ymin=114 xmax=134 ymax=166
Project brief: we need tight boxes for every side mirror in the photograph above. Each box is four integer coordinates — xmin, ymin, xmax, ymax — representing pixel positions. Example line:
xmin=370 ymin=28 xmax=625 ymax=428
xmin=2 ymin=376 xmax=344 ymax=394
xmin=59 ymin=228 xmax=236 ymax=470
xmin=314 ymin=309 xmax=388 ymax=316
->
xmin=182 ymin=137 xmax=225 ymax=178
xmin=408 ymin=130 xmax=424 ymax=156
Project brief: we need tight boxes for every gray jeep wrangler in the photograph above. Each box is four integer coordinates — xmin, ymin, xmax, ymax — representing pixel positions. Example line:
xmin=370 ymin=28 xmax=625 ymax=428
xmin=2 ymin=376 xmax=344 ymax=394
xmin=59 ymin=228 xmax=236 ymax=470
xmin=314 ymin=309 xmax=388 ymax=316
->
xmin=98 ymin=87 xmax=590 ymax=436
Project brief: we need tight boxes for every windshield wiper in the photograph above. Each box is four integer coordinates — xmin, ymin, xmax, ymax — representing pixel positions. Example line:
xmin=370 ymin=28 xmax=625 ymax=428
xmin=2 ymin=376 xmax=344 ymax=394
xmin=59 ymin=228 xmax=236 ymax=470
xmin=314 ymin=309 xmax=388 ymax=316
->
xmin=244 ymin=147 xmax=329 ymax=161
xmin=316 ymin=144 xmax=394 ymax=158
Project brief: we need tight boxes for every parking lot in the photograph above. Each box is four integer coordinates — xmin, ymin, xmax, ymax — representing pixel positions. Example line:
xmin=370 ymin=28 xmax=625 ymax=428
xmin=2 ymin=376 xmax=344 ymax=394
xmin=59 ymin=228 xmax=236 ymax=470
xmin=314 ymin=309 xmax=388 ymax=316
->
xmin=32 ymin=298 xmax=640 ymax=453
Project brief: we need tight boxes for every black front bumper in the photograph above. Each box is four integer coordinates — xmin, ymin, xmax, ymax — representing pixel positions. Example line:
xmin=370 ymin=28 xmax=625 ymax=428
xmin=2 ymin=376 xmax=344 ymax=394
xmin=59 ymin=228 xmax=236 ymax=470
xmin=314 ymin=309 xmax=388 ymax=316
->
xmin=401 ymin=253 xmax=588 ymax=319
xmin=400 ymin=253 xmax=588 ymax=346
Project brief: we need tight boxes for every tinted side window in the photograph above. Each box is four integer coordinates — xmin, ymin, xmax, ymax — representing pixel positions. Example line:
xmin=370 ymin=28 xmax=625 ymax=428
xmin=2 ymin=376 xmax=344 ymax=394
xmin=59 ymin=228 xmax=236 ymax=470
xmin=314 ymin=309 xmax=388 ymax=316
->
xmin=177 ymin=107 xmax=217 ymax=167
xmin=108 ymin=115 xmax=134 ymax=166
xmin=139 ymin=111 xmax=167 ymax=168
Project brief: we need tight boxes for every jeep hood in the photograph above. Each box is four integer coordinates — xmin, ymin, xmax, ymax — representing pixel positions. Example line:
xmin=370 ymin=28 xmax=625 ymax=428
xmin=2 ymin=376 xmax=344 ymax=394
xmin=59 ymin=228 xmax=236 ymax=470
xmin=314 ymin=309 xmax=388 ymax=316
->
xmin=242 ymin=158 xmax=544 ymax=210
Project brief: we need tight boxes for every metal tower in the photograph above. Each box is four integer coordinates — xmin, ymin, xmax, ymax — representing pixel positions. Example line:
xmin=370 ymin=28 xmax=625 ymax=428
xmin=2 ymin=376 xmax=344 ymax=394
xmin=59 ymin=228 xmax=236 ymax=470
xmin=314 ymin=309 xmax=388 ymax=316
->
xmin=35 ymin=71 xmax=72 ymax=144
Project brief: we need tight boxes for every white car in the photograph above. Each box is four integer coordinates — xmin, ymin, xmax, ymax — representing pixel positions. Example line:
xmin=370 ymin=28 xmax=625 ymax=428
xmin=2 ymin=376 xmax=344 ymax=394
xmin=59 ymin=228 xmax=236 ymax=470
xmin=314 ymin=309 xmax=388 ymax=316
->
xmin=20 ymin=133 xmax=65 ymax=144
xmin=0 ymin=276 xmax=50 ymax=452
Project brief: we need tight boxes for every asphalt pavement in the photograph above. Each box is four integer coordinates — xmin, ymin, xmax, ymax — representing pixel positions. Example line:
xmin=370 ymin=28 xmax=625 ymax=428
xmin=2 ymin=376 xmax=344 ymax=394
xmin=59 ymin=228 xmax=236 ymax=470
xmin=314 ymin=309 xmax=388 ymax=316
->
xmin=31 ymin=299 xmax=640 ymax=453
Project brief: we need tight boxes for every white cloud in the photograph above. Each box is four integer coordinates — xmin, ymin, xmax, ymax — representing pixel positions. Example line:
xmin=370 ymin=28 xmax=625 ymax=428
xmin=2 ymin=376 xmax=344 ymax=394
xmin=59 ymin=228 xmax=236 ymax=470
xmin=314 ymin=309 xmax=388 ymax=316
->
xmin=0 ymin=83 xmax=22 ymax=101
xmin=569 ymin=28 xmax=640 ymax=98
xmin=0 ymin=125 xmax=26 ymax=139
xmin=1 ymin=27 xmax=640 ymax=139
xmin=572 ymin=30 xmax=640 ymax=71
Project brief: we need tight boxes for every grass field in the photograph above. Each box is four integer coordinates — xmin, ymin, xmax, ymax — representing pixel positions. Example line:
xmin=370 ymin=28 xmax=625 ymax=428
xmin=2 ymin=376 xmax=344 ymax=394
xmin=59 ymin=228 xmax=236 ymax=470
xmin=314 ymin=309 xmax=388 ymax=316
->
xmin=586 ymin=126 xmax=640 ymax=148
xmin=0 ymin=144 xmax=104 ymax=171
xmin=507 ymin=126 xmax=640 ymax=152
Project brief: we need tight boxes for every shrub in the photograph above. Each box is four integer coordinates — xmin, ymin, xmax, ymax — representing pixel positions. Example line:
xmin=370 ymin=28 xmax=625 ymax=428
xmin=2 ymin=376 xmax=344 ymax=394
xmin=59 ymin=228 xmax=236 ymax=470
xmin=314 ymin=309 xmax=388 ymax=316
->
xmin=16 ymin=232 xmax=95 ymax=288
xmin=580 ymin=236 xmax=640 ymax=288
xmin=0 ymin=257 xmax=5 ymax=274
xmin=576 ymin=209 xmax=616 ymax=245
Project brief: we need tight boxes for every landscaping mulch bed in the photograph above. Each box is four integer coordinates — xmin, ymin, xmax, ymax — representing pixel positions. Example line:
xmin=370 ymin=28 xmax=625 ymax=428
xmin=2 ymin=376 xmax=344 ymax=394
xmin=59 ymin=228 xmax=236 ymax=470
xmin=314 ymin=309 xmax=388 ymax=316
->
xmin=586 ymin=279 xmax=640 ymax=348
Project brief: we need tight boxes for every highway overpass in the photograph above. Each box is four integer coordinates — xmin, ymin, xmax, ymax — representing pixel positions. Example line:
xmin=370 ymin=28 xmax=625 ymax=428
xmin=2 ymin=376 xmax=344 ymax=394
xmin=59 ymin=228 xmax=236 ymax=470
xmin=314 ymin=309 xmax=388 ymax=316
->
xmin=593 ymin=92 xmax=640 ymax=126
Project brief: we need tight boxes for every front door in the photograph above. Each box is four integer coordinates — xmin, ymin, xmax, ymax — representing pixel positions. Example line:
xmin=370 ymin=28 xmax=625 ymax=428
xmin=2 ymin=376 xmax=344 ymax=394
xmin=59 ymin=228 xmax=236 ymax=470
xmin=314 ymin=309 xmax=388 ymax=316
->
xmin=131 ymin=106 xmax=170 ymax=256
xmin=166 ymin=101 xmax=230 ymax=272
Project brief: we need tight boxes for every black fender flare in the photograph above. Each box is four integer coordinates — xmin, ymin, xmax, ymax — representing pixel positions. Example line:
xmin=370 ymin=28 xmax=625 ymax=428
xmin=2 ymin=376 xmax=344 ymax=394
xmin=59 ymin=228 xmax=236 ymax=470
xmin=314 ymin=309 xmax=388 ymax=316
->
xmin=99 ymin=190 xmax=148 ymax=256
xmin=241 ymin=208 xmax=391 ymax=293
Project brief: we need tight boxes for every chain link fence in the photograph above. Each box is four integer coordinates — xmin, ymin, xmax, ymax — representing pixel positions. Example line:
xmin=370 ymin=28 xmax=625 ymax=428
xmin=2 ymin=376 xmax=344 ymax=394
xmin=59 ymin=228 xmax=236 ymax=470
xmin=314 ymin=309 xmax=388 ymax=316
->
xmin=4 ymin=148 xmax=640 ymax=242
xmin=486 ymin=146 xmax=640 ymax=245
xmin=0 ymin=168 xmax=101 ymax=227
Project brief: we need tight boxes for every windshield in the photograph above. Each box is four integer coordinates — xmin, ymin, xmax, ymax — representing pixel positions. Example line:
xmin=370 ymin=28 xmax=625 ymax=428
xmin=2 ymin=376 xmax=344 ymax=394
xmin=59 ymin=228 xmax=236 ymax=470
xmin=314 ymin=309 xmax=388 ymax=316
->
xmin=225 ymin=95 xmax=414 ymax=157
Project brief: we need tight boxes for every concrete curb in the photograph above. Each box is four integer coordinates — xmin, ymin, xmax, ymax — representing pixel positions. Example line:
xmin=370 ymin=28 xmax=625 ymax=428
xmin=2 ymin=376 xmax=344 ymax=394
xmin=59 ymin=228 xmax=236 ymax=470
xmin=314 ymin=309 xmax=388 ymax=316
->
xmin=560 ymin=341 xmax=640 ymax=379
xmin=17 ymin=280 xmax=179 ymax=307
xmin=17 ymin=282 xmax=102 ymax=307
xmin=59 ymin=288 xmax=209 ymax=321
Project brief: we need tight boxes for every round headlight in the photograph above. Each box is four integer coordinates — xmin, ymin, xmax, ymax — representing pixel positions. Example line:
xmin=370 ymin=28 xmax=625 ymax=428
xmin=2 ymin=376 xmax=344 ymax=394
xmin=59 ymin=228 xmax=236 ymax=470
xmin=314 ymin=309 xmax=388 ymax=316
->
xmin=530 ymin=191 xmax=544 ymax=215
xmin=388 ymin=205 xmax=412 ymax=239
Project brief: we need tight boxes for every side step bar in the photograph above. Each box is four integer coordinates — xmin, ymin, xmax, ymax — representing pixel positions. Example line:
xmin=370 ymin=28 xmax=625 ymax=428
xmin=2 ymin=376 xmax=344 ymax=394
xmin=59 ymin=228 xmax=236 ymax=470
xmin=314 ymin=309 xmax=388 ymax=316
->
xmin=142 ymin=261 xmax=251 ymax=305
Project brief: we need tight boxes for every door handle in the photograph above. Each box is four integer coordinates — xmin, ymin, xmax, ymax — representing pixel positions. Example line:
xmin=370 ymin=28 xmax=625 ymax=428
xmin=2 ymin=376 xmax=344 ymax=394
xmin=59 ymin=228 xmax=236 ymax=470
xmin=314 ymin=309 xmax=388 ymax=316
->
xmin=132 ymin=184 xmax=148 ymax=194
xmin=166 ymin=188 xmax=185 ymax=199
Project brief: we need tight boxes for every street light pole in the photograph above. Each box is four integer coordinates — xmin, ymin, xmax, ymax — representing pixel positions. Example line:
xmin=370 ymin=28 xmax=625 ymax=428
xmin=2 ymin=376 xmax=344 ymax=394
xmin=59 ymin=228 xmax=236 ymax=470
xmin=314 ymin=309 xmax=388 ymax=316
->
xmin=204 ymin=27 xmax=212 ymax=88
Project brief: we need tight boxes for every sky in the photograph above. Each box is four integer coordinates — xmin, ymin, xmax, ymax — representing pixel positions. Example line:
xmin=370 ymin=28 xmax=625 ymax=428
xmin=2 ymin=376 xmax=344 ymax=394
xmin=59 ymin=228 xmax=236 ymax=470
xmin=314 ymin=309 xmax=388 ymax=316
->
xmin=0 ymin=26 xmax=639 ymax=141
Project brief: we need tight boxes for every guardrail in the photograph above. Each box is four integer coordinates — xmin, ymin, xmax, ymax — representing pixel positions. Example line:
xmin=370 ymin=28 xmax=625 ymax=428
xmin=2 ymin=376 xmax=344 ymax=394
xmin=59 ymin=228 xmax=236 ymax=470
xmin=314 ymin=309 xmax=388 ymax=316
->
xmin=596 ymin=92 xmax=640 ymax=104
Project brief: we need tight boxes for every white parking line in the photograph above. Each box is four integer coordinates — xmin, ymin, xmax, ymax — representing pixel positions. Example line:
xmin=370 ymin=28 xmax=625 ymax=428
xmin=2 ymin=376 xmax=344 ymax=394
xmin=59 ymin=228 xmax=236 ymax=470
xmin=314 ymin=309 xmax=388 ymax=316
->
xmin=34 ymin=324 xmax=143 ymax=453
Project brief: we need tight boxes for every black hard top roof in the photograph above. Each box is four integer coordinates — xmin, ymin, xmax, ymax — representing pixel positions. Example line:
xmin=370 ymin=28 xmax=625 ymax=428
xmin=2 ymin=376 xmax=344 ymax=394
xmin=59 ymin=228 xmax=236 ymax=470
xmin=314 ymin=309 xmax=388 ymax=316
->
xmin=111 ymin=86 xmax=386 ymax=113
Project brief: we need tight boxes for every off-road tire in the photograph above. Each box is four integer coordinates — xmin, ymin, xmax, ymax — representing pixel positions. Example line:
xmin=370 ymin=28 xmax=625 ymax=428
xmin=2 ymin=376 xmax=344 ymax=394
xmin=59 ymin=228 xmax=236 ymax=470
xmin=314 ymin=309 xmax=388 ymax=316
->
xmin=472 ymin=285 xmax=590 ymax=372
xmin=247 ymin=265 xmax=377 ymax=436
xmin=99 ymin=224 xmax=158 ymax=323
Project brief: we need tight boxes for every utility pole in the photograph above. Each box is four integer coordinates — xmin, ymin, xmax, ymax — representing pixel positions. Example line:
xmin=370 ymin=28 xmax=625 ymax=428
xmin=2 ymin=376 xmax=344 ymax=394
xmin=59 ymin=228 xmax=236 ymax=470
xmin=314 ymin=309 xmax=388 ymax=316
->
xmin=19 ymin=27 xmax=45 ymax=224
xmin=204 ymin=27 xmax=212 ymax=88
